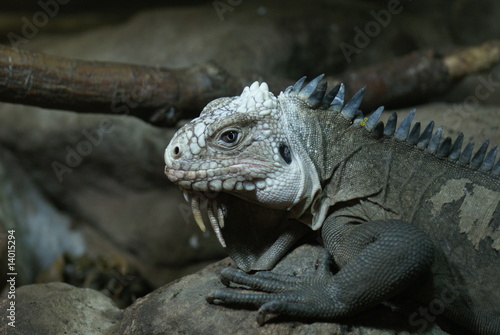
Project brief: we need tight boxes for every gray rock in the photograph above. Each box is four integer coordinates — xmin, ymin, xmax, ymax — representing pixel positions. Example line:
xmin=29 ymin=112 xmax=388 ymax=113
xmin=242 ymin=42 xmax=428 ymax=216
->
xmin=0 ymin=147 xmax=85 ymax=285
xmin=116 ymin=245 xmax=449 ymax=335
xmin=0 ymin=282 xmax=121 ymax=335
xmin=0 ymin=245 xmax=465 ymax=334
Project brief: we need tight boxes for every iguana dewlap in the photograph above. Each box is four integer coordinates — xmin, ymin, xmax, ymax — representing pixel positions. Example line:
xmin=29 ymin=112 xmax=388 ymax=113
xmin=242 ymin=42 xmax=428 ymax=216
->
xmin=164 ymin=75 xmax=500 ymax=334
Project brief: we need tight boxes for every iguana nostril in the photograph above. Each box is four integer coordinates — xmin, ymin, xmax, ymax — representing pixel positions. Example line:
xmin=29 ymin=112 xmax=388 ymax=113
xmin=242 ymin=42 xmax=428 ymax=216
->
xmin=173 ymin=146 xmax=181 ymax=158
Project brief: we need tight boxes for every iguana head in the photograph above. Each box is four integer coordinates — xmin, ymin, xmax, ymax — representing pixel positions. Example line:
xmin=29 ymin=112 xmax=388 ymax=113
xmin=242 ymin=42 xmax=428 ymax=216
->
xmin=164 ymin=75 xmax=363 ymax=248
xmin=164 ymin=80 xmax=316 ymax=246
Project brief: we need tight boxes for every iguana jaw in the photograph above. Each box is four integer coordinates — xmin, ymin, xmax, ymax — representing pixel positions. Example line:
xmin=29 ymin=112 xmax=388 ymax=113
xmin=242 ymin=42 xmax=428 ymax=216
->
xmin=164 ymin=81 xmax=315 ymax=247
xmin=164 ymin=146 xmax=317 ymax=248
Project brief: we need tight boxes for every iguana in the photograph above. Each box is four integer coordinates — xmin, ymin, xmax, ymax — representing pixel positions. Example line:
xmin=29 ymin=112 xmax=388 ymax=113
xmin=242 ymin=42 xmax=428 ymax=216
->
xmin=164 ymin=75 xmax=500 ymax=334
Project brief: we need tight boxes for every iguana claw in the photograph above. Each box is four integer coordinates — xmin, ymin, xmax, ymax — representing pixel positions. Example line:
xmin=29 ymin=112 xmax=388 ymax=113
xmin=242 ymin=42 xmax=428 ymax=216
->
xmin=207 ymin=250 xmax=340 ymax=324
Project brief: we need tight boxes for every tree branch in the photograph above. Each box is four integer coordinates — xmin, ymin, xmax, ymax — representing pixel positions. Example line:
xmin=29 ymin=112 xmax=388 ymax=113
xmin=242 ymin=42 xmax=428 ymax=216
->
xmin=0 ymin=45 xmax=248 ymax=126
xmin=0 ymin=41 xmax=498 ymax=126
xmin=334 ymin=40 xmax=500 ymax=110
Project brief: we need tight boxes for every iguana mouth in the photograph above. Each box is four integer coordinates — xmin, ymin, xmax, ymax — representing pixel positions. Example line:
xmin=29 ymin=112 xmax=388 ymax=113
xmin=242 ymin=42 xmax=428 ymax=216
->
xmin=182 ymin=189 xmax=227 ymax=248
xmin=165 ymin=163 xmax=270 ymax=249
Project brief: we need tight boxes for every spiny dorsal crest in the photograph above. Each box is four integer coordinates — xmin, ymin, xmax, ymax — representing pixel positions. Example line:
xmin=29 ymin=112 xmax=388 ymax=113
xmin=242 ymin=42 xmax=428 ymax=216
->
xmin=284 ymin=74 xmax=365 ymax=120
xmin=283 ymin=75 xmax=500 ymax=176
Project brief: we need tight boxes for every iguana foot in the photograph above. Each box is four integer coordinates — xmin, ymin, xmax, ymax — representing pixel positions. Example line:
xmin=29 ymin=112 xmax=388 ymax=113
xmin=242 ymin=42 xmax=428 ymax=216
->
xmin=207 ymin=250 xmax=347 ymax=324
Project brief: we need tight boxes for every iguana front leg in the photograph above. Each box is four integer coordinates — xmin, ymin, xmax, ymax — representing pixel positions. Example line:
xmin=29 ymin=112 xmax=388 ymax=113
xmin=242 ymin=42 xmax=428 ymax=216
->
xmin=207 ymin=217 xmax=435 ymax=324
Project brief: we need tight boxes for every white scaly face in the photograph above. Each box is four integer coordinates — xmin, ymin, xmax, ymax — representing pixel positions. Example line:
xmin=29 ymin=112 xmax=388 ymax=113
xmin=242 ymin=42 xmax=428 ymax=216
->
xmin=164 ymin=82 xmax=311 ymax=247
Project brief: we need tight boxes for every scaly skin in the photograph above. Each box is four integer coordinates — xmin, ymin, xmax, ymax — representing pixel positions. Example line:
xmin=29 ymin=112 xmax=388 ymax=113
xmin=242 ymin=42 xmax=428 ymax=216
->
xmin=164 ymin=76 xmax=500 ymax=334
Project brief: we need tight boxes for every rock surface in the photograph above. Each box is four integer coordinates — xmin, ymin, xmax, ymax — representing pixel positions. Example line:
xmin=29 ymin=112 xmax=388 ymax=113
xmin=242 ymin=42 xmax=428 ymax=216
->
xmin=0 ymin=282 xmax=121 ymax=335
xmin=0 ymin=245 xmax=452 ymax=335
xmin=115 ymin=245 xmax=450 ymax=335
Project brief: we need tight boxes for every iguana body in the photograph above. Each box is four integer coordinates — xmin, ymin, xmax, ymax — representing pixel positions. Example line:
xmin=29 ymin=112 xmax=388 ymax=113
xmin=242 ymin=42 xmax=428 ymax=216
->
xmin=164 ymin=76 xmax=500 ymax=334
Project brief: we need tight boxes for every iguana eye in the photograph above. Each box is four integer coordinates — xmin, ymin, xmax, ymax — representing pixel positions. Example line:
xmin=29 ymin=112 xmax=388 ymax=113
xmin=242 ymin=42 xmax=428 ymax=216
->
xmin=219 ymin=130 xmax=240 ymax=144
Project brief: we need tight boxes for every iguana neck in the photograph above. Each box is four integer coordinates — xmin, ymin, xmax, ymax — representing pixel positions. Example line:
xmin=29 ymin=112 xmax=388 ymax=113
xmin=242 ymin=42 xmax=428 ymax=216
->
xmin=279 ymin=96 xmax=368 ymax=228
xmin=290 ymin=114 xmax=389 ymax=229
xmin=279 ymin=96 xmax=347 ymax=182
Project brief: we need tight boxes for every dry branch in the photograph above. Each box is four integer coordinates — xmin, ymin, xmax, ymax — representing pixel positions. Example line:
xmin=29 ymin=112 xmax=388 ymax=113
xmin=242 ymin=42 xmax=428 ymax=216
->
xmin=335 ymin=40 xmax=500 ymax=110
xmin=0 ymin=41 xmax=499 ymax=126
xmin=0 ymin=45 xmax=246 ymax=126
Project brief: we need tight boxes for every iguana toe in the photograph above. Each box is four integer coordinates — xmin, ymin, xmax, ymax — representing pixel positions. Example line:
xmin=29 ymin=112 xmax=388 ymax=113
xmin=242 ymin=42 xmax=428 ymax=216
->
xmin=220 ymin=267 xmax=299 ymax=292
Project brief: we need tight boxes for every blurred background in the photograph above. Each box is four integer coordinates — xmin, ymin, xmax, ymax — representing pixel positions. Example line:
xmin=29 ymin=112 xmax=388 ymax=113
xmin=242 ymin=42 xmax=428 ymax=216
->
xmin=0 ymin=0 xmax=498 ymax=309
